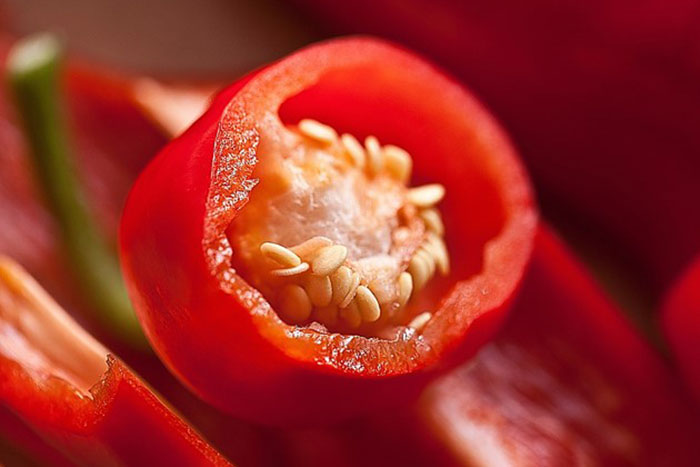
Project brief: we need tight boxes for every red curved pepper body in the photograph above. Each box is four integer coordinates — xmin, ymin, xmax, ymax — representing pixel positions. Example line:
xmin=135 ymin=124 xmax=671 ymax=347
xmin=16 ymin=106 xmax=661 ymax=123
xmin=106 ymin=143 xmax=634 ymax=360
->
xmin=120 ymin=37 xmax=536 ymax=425
xmin=1 ymin=356 xmax=231 ymax=466
xmin=420 ymin=226 xmax=700 ymax=465
xmin=0 ymin=260 xmax=230 ymax=466
xmin=663 ymin=255 xmax=700 ymax=404
xmin=1 ymin=357 xmax=232 ymax=466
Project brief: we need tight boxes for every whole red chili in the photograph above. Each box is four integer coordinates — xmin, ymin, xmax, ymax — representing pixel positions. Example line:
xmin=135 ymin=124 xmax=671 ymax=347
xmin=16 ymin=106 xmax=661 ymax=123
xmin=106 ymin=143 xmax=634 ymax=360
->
xmin=0 ymin=258 xmax=230 ymax=466
xmin=120 ymin=37 xmax=537 ymax=425
xmin=663 ymin=255 xmax=700 ymax=404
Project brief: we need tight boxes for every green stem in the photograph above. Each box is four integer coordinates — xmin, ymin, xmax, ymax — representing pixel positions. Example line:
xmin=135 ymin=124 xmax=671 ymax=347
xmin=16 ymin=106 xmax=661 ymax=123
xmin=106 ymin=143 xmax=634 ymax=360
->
xmin=7 ymin=34 xmax=146 ymax=348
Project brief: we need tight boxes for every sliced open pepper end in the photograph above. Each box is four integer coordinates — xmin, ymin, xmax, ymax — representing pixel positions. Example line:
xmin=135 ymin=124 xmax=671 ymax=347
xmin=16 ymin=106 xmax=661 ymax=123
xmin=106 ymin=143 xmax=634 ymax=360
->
xmin=120 ymin=37 xmax=536 ymax=425
xmin=0 ymin=257 xmax=230 ymax=466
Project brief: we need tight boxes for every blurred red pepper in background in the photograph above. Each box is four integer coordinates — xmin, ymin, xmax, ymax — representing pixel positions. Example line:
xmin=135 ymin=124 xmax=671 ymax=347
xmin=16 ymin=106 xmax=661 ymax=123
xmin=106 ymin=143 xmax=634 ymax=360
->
xmin=0 ymin=258 xmax=230 ymax=466
xmin=420 ymin=226 xmax=700 ymax=465
xmin=290 ymin=0 xmax=700 ymax=297
xmin=663 ymin=256 xmax=700 ymax=404
xmin=0 ymin=47 xmax=166 ymax=333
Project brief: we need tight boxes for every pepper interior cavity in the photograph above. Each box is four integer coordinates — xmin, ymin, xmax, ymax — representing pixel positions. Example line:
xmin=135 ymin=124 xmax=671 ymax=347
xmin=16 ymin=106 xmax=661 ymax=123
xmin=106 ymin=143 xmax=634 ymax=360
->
xmin=227 ymin=119 xmax=449 ymax=336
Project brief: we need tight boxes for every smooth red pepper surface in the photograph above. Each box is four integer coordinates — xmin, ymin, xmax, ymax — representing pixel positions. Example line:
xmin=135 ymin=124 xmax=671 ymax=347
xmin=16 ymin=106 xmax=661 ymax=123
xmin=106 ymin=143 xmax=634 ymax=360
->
xmin=120 ymin=37 xmax=536 ymax=425
xmin=420 ymin=226 xmax=700 ymax=465
xmin=663 ymin=255 xmax=700 ymax=404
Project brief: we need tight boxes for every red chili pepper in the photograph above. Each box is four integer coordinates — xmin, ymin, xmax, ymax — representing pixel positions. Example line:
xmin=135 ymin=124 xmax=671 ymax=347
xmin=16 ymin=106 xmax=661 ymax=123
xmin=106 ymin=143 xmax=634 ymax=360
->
xmin=0 ymin=258 xmax=231 ymax=466
xmin=120 ymin=37 xmax=537 ymax=425
xmin=419 ymin=226 xmax=700 ymax=464
xmin=663 ymin=256 xmax=700 ymax=404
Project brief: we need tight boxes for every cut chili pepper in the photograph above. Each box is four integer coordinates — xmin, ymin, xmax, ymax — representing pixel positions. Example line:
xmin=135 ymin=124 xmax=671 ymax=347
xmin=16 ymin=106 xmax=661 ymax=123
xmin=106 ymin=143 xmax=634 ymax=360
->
xmin=0 ymin=257 xmax=231 ymax=466
xmin=418 ymin=226 xmax=700 ymax=465
xmin=663 ymin=255 xmax=700 ymax=404
xmin=120 ymin=37 xmax=536 ymax=425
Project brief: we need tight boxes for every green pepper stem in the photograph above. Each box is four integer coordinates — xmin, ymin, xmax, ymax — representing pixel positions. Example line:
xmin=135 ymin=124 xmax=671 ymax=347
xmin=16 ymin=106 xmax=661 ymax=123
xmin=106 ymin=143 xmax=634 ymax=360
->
xmin=6 ymin=34 xmax=146 ymax=348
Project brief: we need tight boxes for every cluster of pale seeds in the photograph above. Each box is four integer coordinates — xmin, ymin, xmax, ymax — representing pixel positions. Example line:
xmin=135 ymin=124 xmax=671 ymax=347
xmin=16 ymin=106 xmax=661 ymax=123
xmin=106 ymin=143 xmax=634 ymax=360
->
xmin=259 ymin=119 xmax=449 ymax=333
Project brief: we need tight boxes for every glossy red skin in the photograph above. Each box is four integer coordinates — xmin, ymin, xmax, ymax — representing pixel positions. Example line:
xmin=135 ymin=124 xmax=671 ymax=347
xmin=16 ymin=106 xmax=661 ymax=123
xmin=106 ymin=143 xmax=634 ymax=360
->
xmin=291 ymin=0 xmax=700 ymax=293
xmin=663 ymin=256 xmax=700 ymax=404
xmin=120 ymin=38 xmax=536 ymax=425
xmin=0 ymin=355 xmax=231 ymax=466
xmin=420 ymin=226 xmax=700 ymax=465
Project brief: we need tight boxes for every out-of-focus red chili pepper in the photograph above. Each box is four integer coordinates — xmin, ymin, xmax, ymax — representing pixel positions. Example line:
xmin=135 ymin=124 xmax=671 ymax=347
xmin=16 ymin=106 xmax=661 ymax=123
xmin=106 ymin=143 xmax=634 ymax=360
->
xmin=0 ymin=404 xmax=73 ymax=465
xmin=120 ymin=37 xmax=537 ymax=425
xmin=0 ymin=257 xmax=231 ymax=466
xmin=0 ymin=40 xmax=167 ymax=327
xmin=419 ymin=226 xmax=700 ymax=465
xmin=663 ymin=256 xmax=700 ymax=404
xmin=290 ymin=0 xmax=700 ymax=294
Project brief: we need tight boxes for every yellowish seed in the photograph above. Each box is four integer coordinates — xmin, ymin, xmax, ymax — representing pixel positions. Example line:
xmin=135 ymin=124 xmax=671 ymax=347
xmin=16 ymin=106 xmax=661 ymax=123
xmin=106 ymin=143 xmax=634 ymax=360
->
xmin=330 ymin=266 xmax=353 ymax=304
xmin=312 ymin=245 xmax=348 ymax=276
xmin=408 ymin=255 xmax=430 ymax=291
xmin=298 ymin=119 xmax=338 ymax=144
xmin=364 ymin=135 xmax=383 ymax=176
xmin=260 ymin=242 xmax=301 ymax=267
xmin=290 ymin=236 xmax=333 ymax=261
xmin=398 ymin=272 xmax=413 ymax=307
xmin=340 ymin=133 xmax=366 ymax=168
xmin=355 ymin=285 xmax=381 ymax=322
xmin=339 ymin=300 xmax=362 ymax=328
xmin=278 ymin=284 xmax=312 ymax=324
xmin=417 ymin=248 xmax=436 ymax=277
xmin=408 ymin=312 xmax=432 ymax=331
xmin=419 ymin=208 xmax=444 ymax=236
xmin=425 ymin=234 xmax=450 ymax=276
xmin=315 ymin=305 xmax=338 ymax=327
xmin=369 ymin=280 xmax=393 ymax=305
xmin=306 ymin=275 xmax=333 ymax=307
xmin=383 ymin=145 xmax=412 ymax=183
xmin=407 ymin=184 xmax=446 ymax=208
xmin=339 ymin=272 xmax=361 ymax=308
xmin=270 ymin=262 xmax=309 ymax=277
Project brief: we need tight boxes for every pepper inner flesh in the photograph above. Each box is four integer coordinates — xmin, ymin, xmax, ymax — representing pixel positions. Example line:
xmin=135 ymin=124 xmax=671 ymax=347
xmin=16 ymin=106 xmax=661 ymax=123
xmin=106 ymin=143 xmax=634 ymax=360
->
xmin=0 ymin=258 xmax=107 ymax=393
xmin=227 ymin=119 xmax=449 ymax=336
